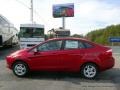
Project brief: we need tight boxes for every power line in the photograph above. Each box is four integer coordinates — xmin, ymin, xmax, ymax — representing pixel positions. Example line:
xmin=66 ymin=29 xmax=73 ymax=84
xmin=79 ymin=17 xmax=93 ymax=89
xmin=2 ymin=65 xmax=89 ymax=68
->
xmin=13 ymin=0 xmax=49 ymax=25
xmin=33 ymin=10 xmax=49 ymax=24
xmin=14 ymin=0 xmax=30 ymax=9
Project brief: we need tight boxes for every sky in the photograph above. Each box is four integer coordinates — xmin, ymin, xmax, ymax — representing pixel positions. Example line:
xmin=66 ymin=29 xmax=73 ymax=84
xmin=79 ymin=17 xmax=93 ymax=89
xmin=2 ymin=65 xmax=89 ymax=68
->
xmin=0 ymin=0 xmax=120 ymax=35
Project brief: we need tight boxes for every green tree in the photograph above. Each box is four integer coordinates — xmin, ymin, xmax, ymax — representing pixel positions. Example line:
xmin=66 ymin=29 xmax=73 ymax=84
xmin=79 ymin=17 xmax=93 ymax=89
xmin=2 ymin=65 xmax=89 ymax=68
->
xmin=86 ymin=24 xmax=120 ymax=45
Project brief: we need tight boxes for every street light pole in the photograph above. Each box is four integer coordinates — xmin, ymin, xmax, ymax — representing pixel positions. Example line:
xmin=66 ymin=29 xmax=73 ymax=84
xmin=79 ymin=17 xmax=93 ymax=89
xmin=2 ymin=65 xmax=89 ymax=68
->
xmin=30 ymin=0 xmax=33 ymax=24
xmin=62 ymin=17 xmax=65 ymax=29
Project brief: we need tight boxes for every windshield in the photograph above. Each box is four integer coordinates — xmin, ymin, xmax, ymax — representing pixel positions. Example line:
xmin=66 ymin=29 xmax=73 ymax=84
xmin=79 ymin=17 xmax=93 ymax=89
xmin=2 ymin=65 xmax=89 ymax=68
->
xmin=19 ymin=27 xmax=44 ymax=38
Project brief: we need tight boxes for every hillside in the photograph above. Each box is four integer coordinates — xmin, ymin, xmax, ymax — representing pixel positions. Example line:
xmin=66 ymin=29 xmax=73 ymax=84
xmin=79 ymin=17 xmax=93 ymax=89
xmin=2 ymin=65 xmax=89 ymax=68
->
xmin=86 ymin=24 xmax=120 ymax=45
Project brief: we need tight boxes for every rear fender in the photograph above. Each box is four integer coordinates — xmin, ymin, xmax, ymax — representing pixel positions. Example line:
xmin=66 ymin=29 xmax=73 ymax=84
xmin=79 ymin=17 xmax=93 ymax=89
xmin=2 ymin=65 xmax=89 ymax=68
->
xmin=81 ymin=53 xmax=101 ymax=69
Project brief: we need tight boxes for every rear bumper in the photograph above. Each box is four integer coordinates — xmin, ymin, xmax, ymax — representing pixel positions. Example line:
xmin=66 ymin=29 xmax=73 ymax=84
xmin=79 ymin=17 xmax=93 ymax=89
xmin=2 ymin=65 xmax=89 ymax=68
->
xmin=100 ymin=57 xmax=115 ymax=71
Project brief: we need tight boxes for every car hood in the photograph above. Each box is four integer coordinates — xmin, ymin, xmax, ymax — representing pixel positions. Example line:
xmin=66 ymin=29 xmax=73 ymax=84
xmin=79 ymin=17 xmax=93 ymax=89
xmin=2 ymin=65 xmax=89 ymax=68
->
xmin=9 ymin=48 xmax=29 ymax=57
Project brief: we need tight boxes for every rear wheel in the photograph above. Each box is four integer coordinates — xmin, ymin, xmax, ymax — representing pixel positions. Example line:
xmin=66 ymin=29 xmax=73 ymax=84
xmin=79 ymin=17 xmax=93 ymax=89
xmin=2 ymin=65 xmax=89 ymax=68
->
xmin=12 ymin=61 xmax=29 ymax=77
xmin=80 ymin=63 xmax=98 ymax=79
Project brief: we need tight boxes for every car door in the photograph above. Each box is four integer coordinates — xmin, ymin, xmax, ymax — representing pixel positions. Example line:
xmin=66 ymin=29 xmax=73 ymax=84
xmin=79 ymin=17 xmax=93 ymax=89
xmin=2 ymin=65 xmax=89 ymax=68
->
xmin=28 ymin=40 xmax=63 ymax=71
xmin=60 ymin=40 xmax=85 ymax=72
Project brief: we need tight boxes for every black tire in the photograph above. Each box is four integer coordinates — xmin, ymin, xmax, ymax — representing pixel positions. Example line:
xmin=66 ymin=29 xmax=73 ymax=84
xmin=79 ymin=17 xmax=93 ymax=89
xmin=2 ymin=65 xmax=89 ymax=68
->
xmin=80 ymin=63 xmax=98 ymax=79
xmin=12 ymin=61 xmax=29 ymax=77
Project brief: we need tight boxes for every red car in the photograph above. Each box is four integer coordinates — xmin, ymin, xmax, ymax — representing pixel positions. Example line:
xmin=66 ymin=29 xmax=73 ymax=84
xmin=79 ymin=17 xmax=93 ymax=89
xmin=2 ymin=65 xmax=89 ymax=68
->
xmin=6 ymin=38 xmax=115 ymax=79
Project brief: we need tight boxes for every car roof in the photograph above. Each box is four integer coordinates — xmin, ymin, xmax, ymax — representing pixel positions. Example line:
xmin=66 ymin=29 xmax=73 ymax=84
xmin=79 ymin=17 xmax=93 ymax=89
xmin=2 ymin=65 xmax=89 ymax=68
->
xmin=46 ymin=37 xmax=101 ymax=47
xmin=47 ymin=37 xmax=89 ymax=42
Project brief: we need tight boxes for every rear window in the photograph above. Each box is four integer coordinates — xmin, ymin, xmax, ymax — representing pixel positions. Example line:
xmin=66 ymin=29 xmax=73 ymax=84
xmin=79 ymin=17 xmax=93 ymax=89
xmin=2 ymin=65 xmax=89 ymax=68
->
xmin=79 ymin=41 xmax=85 ymax=48
xmin=64 ymin=40 xmax=79 ymax=49
xmin=83 ymin=42 xmax=93 ymax=48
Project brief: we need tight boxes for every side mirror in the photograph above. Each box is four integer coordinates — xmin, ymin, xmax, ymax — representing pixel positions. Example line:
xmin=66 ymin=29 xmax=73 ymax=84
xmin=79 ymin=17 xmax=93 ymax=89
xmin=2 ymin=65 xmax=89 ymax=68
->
xmin=33 ymin=48 xmax=37 ymax=52
xmin=33 ymin=48 xmax=40 ymax=55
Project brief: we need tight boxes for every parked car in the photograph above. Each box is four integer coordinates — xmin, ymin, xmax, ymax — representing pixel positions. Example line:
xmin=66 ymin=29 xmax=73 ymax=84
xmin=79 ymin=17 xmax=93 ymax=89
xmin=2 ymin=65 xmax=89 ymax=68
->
xmin=6 ymin=38 xmax=115 ymax=79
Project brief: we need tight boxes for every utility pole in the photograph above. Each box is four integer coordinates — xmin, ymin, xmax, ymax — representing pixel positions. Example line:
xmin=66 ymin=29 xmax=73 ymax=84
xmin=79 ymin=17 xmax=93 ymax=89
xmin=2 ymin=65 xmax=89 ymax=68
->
xmin=30 ymin=0 xmax=33 ymax=24
xmin=62 ymin=17 xmax=65 ymax=29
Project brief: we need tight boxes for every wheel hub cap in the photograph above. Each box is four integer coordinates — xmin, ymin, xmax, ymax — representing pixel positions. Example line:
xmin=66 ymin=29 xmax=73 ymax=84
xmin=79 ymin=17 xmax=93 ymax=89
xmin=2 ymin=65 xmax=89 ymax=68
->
xmin=83 ymin=65 xmax=96 ymax=78
xmin=14 ymin=64 xmax=26 ymax=76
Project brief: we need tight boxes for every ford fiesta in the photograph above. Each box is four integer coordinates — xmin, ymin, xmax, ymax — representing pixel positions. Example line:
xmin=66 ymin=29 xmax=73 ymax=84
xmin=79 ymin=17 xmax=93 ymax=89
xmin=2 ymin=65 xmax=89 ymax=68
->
xmin=6 ymin=38 xmax=115 ymax=79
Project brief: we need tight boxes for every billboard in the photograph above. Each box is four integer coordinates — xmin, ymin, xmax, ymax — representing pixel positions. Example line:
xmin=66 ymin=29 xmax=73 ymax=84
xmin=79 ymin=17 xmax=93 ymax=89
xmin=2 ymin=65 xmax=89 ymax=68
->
xmin=53 ymin=3 xmax=74 ymax=18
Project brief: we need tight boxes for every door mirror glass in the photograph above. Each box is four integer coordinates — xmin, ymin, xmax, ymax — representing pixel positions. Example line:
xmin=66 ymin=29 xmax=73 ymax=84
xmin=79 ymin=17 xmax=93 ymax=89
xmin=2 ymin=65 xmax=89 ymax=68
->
xmin=33 ymin=48 xmax=40 ymax=55
xmin=33 ymin=48 xmax=38 ymax=52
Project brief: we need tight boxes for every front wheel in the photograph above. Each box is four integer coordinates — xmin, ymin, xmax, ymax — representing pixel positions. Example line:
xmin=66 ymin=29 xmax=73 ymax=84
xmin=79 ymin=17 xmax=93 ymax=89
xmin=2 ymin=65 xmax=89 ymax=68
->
xmin=80 ymin=63 xmax=98 ymax=79
xmin=12 ymin=61 xmax=29 ymax=77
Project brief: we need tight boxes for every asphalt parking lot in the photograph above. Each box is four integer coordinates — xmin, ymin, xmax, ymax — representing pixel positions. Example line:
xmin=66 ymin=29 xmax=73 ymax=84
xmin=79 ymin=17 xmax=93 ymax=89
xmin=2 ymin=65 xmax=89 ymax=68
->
xmin=0 ymin=46 xmax=120 ymax=90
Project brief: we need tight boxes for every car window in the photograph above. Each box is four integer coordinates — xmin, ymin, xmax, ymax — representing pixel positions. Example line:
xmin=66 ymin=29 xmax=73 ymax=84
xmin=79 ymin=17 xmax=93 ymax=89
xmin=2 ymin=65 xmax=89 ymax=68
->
xmin=37 ymin=40 xmax=62 ymax=51
xmin=64 ymin=40 xmax=79 ymax=49
xmin=83 ymin=42 xmax=93 ymax=48
xmin=79 ymin=41 xmax=85 ymax=48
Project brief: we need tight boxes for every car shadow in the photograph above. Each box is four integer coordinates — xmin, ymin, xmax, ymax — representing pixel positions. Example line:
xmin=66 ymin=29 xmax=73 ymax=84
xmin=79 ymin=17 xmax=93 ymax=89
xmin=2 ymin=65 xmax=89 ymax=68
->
xmin=23 ymin=68 xmax=120 ymax=85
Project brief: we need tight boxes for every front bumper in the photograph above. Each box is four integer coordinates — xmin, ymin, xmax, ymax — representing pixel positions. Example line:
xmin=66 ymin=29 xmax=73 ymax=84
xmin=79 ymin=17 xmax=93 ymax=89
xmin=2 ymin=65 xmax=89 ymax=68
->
xmin=6 ymin=56 xmax=15 ymax=69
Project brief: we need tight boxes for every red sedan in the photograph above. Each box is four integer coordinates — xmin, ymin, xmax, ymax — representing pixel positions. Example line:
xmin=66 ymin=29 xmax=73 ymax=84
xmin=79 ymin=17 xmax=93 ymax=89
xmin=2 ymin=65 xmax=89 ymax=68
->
xmin=6 ymin=38 xmax=115 ymax=79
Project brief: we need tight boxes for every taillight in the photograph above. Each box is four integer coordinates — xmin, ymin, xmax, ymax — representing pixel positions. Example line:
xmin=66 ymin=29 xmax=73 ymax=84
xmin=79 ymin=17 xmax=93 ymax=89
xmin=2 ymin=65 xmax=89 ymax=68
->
xmin=106 ymin=49 xmax=112 ymax=53
xmin=106 ymin=49 xmax=112 ymax=56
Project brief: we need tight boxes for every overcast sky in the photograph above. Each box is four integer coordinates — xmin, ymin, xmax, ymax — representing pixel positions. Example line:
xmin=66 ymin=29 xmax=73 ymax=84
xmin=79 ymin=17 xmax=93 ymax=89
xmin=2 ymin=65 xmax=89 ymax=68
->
xmin=0 ymin=0 xmax=120 ymax=35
